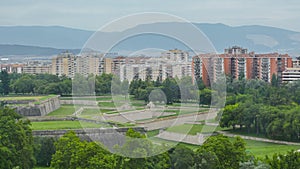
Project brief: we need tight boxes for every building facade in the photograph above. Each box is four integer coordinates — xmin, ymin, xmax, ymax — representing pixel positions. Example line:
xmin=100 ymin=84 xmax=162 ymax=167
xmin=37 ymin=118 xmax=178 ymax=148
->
xmin=51 ymin=52 xmax=77 ymax=77
xmin=192 ymin=47 xmax=293 ymax=86
xmin=119 ymin=49 xmax=191 ymax=82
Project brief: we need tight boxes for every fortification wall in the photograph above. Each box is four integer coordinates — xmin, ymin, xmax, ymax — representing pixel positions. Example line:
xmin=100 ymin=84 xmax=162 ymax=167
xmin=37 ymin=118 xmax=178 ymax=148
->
xmin=15 ymin=96 xmax=61 ymax=116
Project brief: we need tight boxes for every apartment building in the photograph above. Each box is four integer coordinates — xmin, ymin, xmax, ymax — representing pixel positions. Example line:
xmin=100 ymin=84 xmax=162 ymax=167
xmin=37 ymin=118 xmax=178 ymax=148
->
xmin=23 ymin=64 xmax=51 ymax=74
xmin=282 ymin=58 xmax=300 ymax=83
xmin=119 ymin=49 xmax=191 ymax=82
xmin=76 ymin=54 xmax=104 ymax=76
xmin=52 ymin=52 xmax=77 ymax=77
xmin=192 ymin=46 xmax=293 ymax=86
xmin=0 ymin=64 xmax=24 ymax=73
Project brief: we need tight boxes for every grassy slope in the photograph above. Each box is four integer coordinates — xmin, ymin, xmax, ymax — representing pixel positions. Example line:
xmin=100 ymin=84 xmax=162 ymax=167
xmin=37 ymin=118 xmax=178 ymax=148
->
xmin=46 ymin=105 xmax=75 ymax=117
xmin=31 ymin=121 xmax=105 ymax=130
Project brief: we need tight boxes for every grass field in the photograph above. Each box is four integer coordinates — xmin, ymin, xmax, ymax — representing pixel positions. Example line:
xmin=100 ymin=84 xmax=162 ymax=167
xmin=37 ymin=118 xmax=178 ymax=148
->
xmin=149 ymin=135 xmax=300 ymax=158
xmin=0 ymin=95 xmax=56 ymax=101
xmin=166 ymin=124 xmax=229 ymax=135
xmin=31 ymin=121 xmax=105 ymax=130
xmin=227 ymin=137 xmax=300 ymax=158
xmin=46 ymin=105 xmax=75 ymax=117
xmin=81 ymin=108 xmax=101 ymax=115
xmin=60 ymin=96 xmax=113 ymax=101
xmin=98 ymin=101 xmax=116 ymax=107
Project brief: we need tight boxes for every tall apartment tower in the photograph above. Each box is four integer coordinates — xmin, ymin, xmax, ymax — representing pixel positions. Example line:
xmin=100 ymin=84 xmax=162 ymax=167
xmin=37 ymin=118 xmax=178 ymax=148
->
xmin=76 ymin=54 xmax=104 ymax=76
xmin=192 ymin=46 xmax=293 ymax=86
xmin=52 ymin=52 xmax=77 ymax=77
xmin=119 ymin=49 xmax=191 ymax=82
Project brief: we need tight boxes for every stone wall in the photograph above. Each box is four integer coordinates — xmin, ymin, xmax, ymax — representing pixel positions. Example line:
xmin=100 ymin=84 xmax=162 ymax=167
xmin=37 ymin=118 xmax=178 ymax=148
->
xmin=33 ymin=127 xmax=146 ymax=150
xmin=60 ymin=100 xmax=97 ymax=106
xmin=15 ymin=96 xmax=61 ymax=116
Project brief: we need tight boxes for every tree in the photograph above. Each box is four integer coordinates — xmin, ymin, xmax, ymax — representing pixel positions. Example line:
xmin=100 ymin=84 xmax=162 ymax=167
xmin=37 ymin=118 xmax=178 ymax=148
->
xmin=162 ymin=78 xmax=179 ymax=104
xmin=34 ymin=137 xmax=56 ymax=167
xmin=0 ymin=107 xmax=35 ymax=169
xmin=271 ymin=73 xmax=278 ymax=87
xmin=265 ymin=151 xmax=300 ymax=169
xmin=0 ymin=70 xmax=10 ymax=95
xmin=51 ymin=131 xmax=116 ymax=169
xmin=12 ymin=75 xmax=35 ymax=94
xmin=194 ymin=147 xmax=219 ymax=169
xmin=95 ymin=73 xmax=113 ymax=95
xmin=200 ymin=135 xmax=248 ymax=169
xmin=200 ymin=88 xmax=212 ymax=105
xmin=115 ymin=128 xmax=170 ymax=169
xmin=170 ymin=145 xmax=194 ymax=169
xmin=219 ymin=103 xmax=240 ymax=130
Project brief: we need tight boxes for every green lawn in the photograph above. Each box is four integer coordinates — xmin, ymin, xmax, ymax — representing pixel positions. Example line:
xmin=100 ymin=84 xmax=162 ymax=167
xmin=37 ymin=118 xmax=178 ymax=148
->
xmin=60 ymin=96 xmax=112 ymax=101
xmin=131 ymin=100 xmax=146 ymax=107
xmin=98 ymin=101 xmax=116 ymax=107
xmin=81 ymin=108 xmax=101 ymax=115
xmin=96 ymin=96 xmax=112 ymax=101
xmin=166 ymin=124 xmax=228 ymax=135
xmin=227 ymin=137 xmax=300 ymax=158
xmin=31 ymin=121 xmax=105 ymax=130
xmin=46 ymin=105 xmax=75 ymax=117
xmin=0 ymin=95 xmax=56 ymax=101
xmin=150 ymin=133 xmax=300 ymax=158
xmin=98 ymin=100 xmax=145 ymax=108
xmin=147 ymin=129 xmax=160 ymax=137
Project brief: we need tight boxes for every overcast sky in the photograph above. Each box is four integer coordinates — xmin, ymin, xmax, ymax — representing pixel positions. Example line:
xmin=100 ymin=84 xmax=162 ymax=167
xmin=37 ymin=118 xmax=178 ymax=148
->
xmin=0 ymin=0 xmax=300 ymax=31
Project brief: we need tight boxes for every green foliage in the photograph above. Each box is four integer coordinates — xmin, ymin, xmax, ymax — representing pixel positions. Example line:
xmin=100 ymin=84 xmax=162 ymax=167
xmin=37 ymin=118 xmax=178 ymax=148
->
xmin=51 ymin=131 xmax=116 ymax=169
xmin=10 ymin=73 xmax=72 ymax=95
xmin=199 ymin=135 xmax=249 ymax=169
xmin=170 ymin=145 xmax=194 ymax=169
xmin=0 ymin=70 xmax=10 ymax=95
xmin=95 ymin=73 xmax=113 ymax=95
xmin=220 ymin=77 xmax=300 ymax=142
xmin=265 ymin=150 xmax=300 ymax=169
xmin=34 ymin=137 xmax=56 ymax=167
xmin=194 ymin=147 xmax=219 ymax=169
xmin=0 ymin=107 xmax=35 ymax=169
xmin=51 ymin=129 xmax=171 ymax=169
xmin=199 ymin=88 xmax=212 ymax=105
xmin=271 ymin=73 xmax=278 ymax=87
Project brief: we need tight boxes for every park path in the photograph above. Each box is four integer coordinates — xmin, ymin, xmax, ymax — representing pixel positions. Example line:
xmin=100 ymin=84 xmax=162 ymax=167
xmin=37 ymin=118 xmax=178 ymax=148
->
xmin=217 ymin=131 xmax=300 ymax=146
xmin=138 ymin=111 xmax=217 ymax=130
xmin=155 ymin=131 xmax=205 ymax=145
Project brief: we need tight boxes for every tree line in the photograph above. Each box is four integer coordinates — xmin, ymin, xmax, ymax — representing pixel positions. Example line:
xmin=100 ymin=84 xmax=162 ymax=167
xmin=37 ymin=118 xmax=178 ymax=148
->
xmin=0 ymin=72 xmax=125 ymax=96
xmin=0 ymin=71 xmax=213 ymax=105
xmin=220 ymin=77 xmax=300 ymax=142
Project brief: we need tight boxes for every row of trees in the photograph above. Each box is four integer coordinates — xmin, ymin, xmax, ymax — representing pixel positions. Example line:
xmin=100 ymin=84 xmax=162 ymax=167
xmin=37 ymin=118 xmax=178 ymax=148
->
xmin=0 ymin=72 xmax=129 ymax=96
xmin=1 ymin=71 xmax=212 ymax=105
xmin=220 ymin=78 xmax=300 ymax=141
xmin=129 ymin=76 xmax=212 ymax=105
xmin=49 ymin=130 xmax=250 ymax=169
xmin=44 ymin=130 xmax=300 ymax=169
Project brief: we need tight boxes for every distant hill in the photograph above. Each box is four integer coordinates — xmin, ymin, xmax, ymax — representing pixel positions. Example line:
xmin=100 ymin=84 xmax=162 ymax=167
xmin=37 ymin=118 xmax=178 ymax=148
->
xmin=0 ymin=44 xmax=80 ymax=56
xmin=0 ymin=24 xmax=299 ymax=56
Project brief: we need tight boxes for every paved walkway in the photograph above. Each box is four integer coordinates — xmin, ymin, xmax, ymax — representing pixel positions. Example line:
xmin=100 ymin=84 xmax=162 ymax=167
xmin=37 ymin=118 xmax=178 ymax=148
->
xmin=217 ymin=131 xmax=300 ymax=146
xmin=155 ymin=131 xmax=206 ymax=145
xmin=138 ymin=112 xmax=215 ymax=130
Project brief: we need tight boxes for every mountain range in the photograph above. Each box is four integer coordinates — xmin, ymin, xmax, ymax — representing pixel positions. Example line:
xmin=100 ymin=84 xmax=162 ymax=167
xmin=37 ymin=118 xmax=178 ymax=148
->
xmin=0 ymin=23 xmax=299 ymax=57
